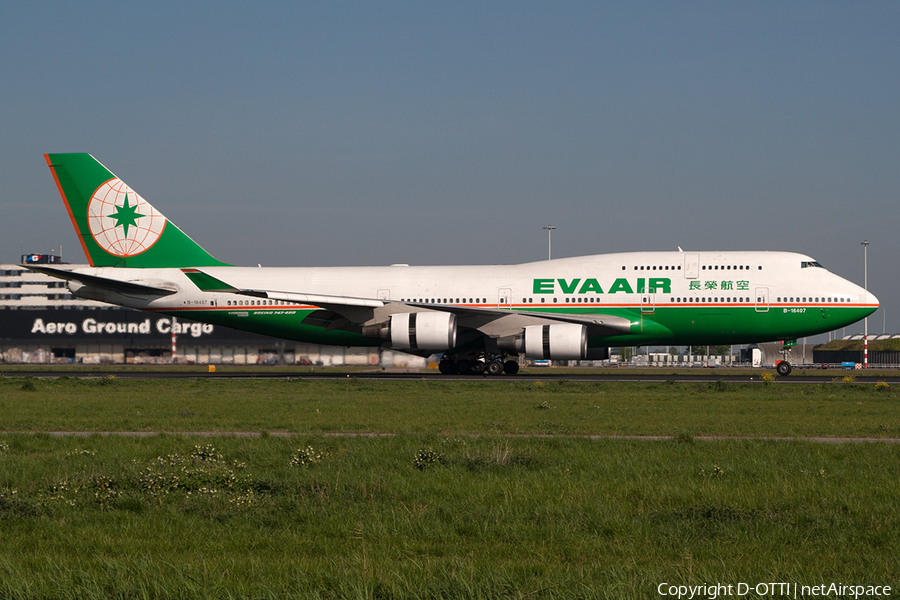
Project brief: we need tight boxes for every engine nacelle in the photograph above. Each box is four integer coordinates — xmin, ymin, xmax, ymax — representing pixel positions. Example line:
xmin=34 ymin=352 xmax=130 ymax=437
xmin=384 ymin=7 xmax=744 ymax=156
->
xmin=389 ymin=311 xmax=457 ymax=351
xmin=522 ymin=323 xmax=587 ymax=360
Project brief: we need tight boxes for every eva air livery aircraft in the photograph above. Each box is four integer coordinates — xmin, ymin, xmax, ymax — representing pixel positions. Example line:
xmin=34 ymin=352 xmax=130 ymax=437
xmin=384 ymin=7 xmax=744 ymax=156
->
xmin=34 ymin=153 xmax=877 ymax=376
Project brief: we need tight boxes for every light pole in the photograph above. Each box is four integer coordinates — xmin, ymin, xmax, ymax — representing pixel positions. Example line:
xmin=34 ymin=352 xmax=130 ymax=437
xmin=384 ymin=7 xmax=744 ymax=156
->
xmin=862 ymin=240 xmax=869 ymax=368
xmin=543 ymin=225 xmax=555 ymax=260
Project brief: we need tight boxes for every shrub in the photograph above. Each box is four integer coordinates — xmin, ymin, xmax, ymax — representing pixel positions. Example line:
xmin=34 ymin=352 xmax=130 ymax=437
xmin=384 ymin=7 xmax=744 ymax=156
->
xmin=290 ymin=446 xmax=329 ymax=468
xmin=412 ymin=447 xmax=445 ymax=470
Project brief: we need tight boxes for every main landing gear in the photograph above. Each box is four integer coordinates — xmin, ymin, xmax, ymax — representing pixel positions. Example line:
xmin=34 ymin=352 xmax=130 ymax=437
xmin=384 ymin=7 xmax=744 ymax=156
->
xmin=439 ymin=352 xmax=520 ymax=376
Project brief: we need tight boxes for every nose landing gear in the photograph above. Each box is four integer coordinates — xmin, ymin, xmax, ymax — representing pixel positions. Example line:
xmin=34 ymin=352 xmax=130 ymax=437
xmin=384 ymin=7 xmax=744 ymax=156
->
xmin=775 ymin=339 xmax=796 ymax=376
xmin=776 ymin=360 xmax=793 ymax=376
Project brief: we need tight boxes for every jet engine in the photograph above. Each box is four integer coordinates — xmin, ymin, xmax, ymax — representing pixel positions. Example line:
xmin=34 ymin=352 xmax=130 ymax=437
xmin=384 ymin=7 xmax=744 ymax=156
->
xmin=498 ymin=323 xmax=587 ymax=360
xmin=375 ymin=311 xmax=457 ymax=351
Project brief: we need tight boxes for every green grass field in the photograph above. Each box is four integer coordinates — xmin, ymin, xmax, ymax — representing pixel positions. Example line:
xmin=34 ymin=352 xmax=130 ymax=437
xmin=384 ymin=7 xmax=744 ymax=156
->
xmin=1 ymin=377 xmax=899 ymax=598
xmin=2 ymin=376 xmax=899 ymax=438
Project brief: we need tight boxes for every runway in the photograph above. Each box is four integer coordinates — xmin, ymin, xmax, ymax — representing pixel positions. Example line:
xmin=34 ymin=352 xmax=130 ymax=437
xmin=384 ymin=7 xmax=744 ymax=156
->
xmin=3 ymin=368 xmax=898 ymax=384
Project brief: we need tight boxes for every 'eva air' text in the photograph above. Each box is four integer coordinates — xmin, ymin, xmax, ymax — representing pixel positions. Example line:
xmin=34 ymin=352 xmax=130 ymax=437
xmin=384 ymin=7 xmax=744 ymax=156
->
xmin=532 ymin=278 xmax=671 ymax=295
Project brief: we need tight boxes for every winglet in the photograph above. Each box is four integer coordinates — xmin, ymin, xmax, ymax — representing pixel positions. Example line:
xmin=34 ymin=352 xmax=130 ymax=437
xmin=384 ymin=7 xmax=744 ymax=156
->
xmin=181 ymin=268 xmax=238 ymax=292
xmin=181 ymin=268 xmax=269 ymax=298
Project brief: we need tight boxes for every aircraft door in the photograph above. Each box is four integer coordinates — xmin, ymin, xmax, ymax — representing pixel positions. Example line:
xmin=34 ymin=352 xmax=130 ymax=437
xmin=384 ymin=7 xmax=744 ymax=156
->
xmin=498 ymin=288 xmax=512 ymax=309
xmin=684 ymin=254 xmax=699 ymax=279
xmin=641 ymin=292 xmax=655 ymax=313
xmin=755 ymin=287 xmax=769 ymax=312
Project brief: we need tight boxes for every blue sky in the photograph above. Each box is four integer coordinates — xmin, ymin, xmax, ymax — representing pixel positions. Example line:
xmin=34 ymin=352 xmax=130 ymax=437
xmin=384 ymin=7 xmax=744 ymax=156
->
xmin=2 ymin=1 xmax=897 ymax=335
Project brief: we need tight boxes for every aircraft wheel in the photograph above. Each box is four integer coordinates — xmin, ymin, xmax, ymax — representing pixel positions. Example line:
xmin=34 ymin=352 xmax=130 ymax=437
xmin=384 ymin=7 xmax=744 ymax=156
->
xmin=469 ymin=360 xmax=485 ymax=375
xmin=776 ymin=361 xmax=792 ymax=377
xmin=503 ymin=360 xmax=520 ymax=375
xmin=456 ymin=359 xmax=472 ymax=375
xmin=486 ymin=360 xmax=504 ymax=376
xmin=439 ymin=360 xmax=457 ymax=375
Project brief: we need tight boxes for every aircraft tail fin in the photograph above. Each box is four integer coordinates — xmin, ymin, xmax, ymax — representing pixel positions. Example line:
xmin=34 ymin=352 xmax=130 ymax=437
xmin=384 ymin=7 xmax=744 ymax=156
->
xmin=44 ymin=153 xmax=229 ymax=268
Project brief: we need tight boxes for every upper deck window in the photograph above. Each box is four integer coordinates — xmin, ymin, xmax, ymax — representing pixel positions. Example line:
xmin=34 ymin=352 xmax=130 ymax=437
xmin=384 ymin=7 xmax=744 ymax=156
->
xmin=801 ymin=261 xmax=824 ymax=268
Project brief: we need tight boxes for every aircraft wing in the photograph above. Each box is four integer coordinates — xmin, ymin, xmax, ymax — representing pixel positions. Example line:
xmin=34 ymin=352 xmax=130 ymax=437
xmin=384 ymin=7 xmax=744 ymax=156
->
xmin=182 ymin=269 xmax=633 ymax=339
xmin=400 ymin=300 xmax=632 ymax=337
xmin=25 ymin=265 xmax=178 ymax=297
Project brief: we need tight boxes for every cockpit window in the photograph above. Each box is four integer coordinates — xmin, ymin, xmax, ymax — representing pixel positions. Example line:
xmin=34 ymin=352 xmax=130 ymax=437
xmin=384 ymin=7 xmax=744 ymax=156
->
xmin=801 ymin=261 xmax=824 ymax=268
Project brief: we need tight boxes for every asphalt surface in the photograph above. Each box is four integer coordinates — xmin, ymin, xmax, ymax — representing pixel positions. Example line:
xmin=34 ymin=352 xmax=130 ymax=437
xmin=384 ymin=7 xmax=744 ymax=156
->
xmin=2 ymin=368 xmax=895 ymax=384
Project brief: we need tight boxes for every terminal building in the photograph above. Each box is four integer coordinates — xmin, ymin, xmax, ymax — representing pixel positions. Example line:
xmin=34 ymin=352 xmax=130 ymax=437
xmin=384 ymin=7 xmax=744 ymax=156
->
xmin=0 ymin=255 xmax=425 ymax=367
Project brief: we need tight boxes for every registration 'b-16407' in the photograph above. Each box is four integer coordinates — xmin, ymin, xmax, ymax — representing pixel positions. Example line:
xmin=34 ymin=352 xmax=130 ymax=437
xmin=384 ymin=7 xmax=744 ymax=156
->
xmin=32 ymin=153 xmax=877 ymax=376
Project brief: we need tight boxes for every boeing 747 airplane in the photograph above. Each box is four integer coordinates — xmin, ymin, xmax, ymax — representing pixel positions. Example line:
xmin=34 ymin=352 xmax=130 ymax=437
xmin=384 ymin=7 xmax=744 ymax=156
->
xmin=31 ymin=153 xmax=878 ymax=376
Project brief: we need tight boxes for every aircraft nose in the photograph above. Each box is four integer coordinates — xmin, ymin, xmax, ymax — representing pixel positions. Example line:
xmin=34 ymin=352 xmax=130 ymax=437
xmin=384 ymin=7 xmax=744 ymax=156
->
xmin=866 ymin=289 xmax=880 ymax=312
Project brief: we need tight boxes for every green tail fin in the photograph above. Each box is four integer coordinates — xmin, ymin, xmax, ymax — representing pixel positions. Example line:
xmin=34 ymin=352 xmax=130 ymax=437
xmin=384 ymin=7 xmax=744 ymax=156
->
xmin=44 ymin=153 xmax=230 ymax=268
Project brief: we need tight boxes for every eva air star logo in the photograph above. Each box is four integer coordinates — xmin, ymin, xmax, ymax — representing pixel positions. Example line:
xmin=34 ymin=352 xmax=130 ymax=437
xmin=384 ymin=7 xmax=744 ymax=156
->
xmin=109 ymin=194 xmax=144 ymax=237
xmin=87 ymin=178 xmax=167 ymax=257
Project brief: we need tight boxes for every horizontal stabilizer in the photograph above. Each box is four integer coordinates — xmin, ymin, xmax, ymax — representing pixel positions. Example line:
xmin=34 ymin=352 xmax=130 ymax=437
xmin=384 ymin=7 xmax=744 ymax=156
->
xmin=25 ymin=265 xmax=178 ymax=297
